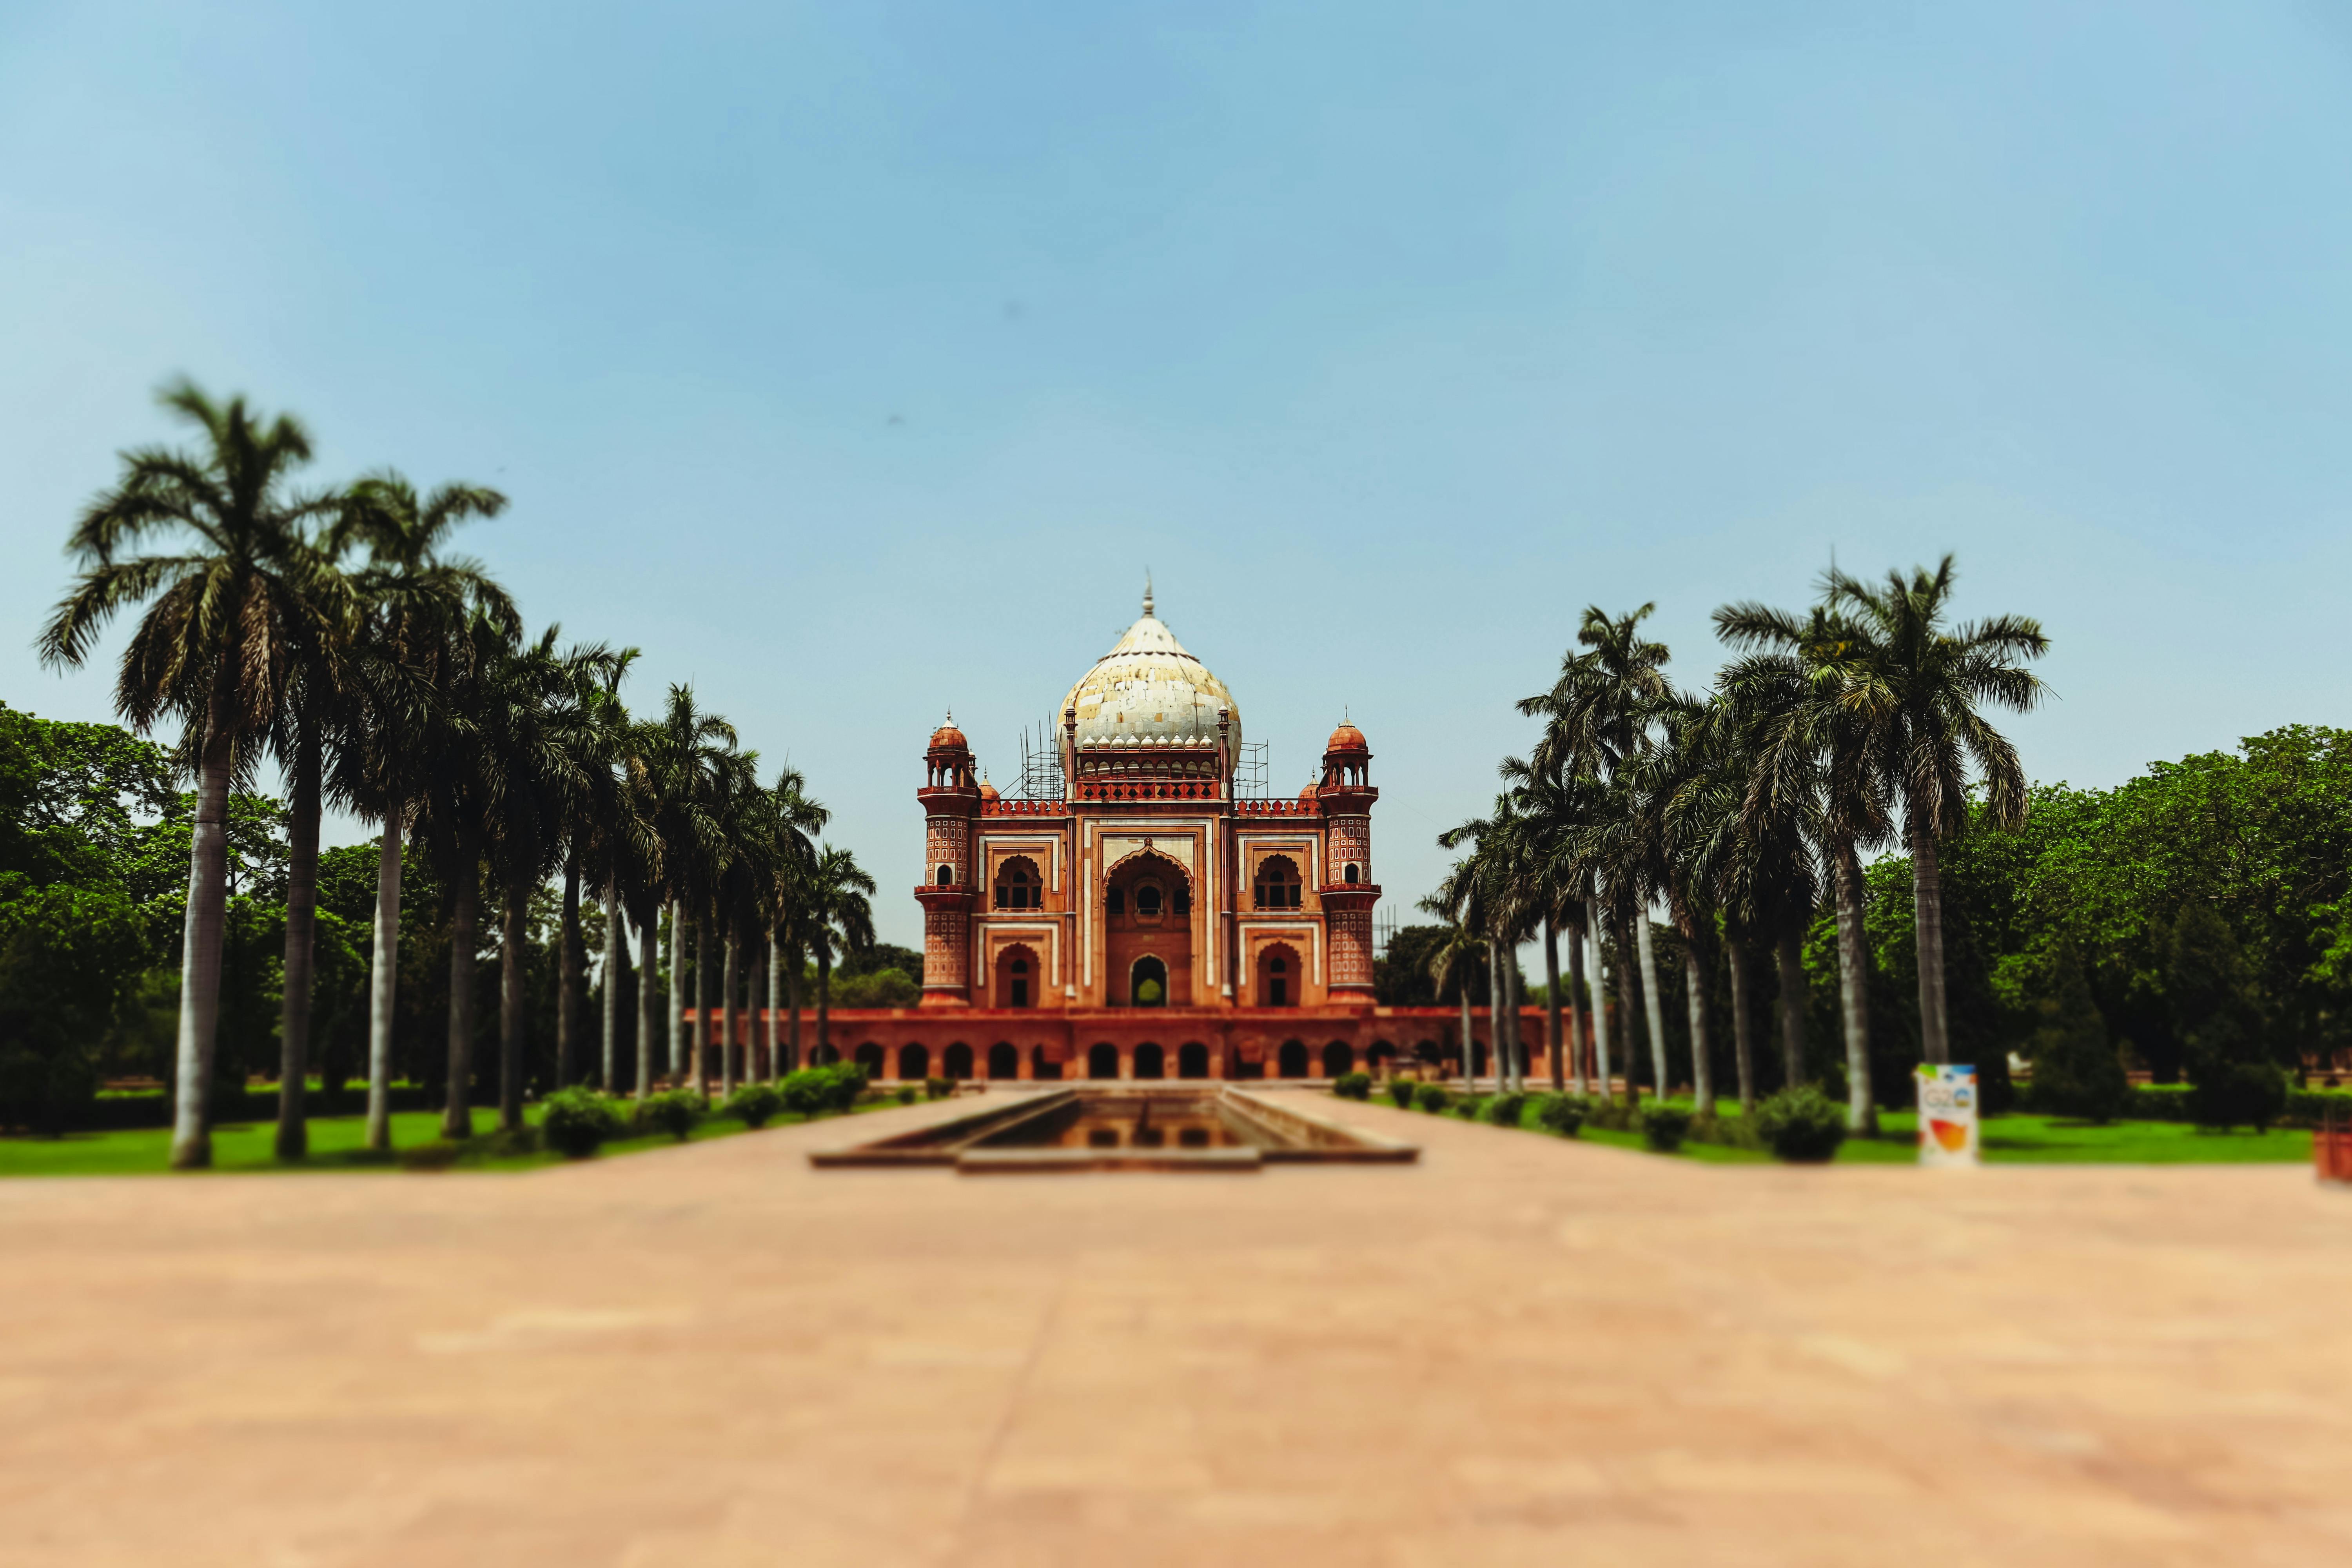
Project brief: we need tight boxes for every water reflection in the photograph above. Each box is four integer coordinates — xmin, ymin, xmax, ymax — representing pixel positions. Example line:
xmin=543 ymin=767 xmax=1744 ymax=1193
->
xmin=980 ymin=1096 xmax=1253 ymax=1151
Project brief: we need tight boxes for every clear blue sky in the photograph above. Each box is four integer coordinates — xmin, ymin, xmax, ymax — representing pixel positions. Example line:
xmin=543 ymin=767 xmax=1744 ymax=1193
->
xmin=5 ymin=2 xmax=2350 ymax=951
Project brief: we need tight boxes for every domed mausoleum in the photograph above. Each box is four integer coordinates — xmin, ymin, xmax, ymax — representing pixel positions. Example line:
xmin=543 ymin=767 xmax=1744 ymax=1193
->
xmin=753 ymin=586 xmax=1541 ymax=1086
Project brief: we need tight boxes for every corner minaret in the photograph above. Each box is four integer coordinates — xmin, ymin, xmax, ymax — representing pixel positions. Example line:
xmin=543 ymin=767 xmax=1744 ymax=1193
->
xmin=1316 ymin=720 xmax=1380 ymax=1004
xmin=915 ymin=715 xmax=979 ymax=1007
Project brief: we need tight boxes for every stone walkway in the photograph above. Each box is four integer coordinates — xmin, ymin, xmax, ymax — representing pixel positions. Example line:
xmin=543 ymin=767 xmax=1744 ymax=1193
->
xmin=3 ymin=1091 xmax=2349 ymax=1566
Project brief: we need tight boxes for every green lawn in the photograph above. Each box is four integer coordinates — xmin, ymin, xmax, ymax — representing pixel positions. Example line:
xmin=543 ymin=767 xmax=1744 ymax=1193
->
xmin=0 ymin=1094 xmax=909 ymax=1178
xmin=1368 ymin=1093 xmax=2316 ymax=1166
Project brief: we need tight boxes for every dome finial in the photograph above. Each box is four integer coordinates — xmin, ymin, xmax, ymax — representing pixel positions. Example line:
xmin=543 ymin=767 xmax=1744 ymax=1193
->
xmin=1142 ymin=570 xmax=1154 ymax=619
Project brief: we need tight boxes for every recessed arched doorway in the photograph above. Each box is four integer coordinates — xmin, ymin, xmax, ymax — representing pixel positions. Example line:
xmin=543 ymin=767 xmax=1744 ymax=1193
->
xmin=855 ymin=1042 xmax=884 ymax=1078
xmin=1256 ymin=942 xmax=1301 ymax=1007
xmin=1088 ymin=1042 xmax=1120 ymax=1080
xmin=813 ymin=1042 xmax=839 ymax=1066
xmin=899 ymin=1043 xmax=929 ymax=1082
xmin=1031 ymin=1044 xmax=1063 ymax=1081
xmin=995 ymin=943 xmax=1039 ymax=1008
xmin=1277 ymin=1039 xmax=1308 ymax=1078
xmin=1105 ymin=851 xmax=1192 ymax=1005
xmin=1321 ymin=1042 xmax=1352 ymax=1078
xmin=943 ymin=1042 xmax=972 ymax=1081
xmin=1134 ymin=1042 xmax=1165 ymax=1079
xmin=988 ymin=1042 xmax=1018 ymax=1080
xmin=1178 ymin=1041 xmax=1210 ymax=1079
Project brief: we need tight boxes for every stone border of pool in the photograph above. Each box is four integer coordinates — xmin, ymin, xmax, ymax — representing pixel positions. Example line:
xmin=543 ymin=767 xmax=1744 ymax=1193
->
xmin=808 ymin=1085 xmax=1421 ymax=1174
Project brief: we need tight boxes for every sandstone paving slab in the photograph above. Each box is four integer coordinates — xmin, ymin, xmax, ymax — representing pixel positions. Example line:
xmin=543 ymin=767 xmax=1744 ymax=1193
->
xmin=2 ymin=1091 xmax=2350 ymax=1565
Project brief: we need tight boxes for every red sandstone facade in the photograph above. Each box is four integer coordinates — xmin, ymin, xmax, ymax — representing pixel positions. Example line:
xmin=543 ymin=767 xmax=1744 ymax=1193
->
xmin=792 ymin=590 xmax=1548 ymax=1083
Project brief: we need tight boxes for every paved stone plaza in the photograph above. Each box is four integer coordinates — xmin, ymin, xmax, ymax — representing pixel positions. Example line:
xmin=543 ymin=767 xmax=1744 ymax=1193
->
xmin=4 ymin=1092 xmax=2349 ymax=1566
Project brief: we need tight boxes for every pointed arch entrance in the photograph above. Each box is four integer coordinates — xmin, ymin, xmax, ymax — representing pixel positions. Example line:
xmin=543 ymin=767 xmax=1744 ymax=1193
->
xmin=1105 ymin=850 xmax=1192 ymax=1005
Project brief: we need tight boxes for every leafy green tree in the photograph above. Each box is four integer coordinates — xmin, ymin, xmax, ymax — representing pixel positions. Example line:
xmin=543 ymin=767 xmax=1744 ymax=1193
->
xmin=0 ymin=879 xmax=149 ymax=1131
xmin=2169 ymin=903 xmax=2286 ymax=1130
xmin=2027 ymin=946 xmax=2126 ymax=1122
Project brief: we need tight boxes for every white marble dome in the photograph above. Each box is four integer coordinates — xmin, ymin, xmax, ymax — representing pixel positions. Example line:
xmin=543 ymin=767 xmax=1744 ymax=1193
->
xmin=1061 ymin=588 xmax=1240 ymax=752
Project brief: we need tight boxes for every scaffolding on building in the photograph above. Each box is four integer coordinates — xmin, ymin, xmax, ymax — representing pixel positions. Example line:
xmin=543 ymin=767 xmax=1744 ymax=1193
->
xmin=1012 ymin=717 xmax=1066 ymax=802
xmin=1233 ymin=740 xmax=1269 ymax=799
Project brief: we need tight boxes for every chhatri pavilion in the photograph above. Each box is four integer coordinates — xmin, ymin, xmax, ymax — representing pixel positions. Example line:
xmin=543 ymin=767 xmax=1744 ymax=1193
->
xmin=821 ymin=587 xmax=1538 ymax=1084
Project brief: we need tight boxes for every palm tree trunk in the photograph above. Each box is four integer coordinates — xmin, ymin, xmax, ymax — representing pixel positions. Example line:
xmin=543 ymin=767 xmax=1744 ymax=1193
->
xmin=1775 ymin=925 xmax=1807 ymax=1090
xmin=1486 ymin=939 xmax=1505 ymax=1092
xmin=691 ymin=915 xmax=712 ymax=1095
xmin=1684 ymin=940 xmax=1714 ymax=1117
xmin=1727 ymin=935 xmax=1758 ymax=1112
xmin=635 ymin=917 xmax=659 ymax=1100
xmin=1542 ymin=913 xmax=1563 ymax=1092
xmin=757 ymin=940 xmax=776 ymax=1086
xmin=170 ymin=725 xmax=235 ymax=1170
xmin=1910 ymin=822 xmax=1950 ymax=1066
xmin=720 ymin=928 xmax=740 ymax=1099
xmin=1457 ymin=975 xmax=1474 ymax=1085
xmin=442 ymin=828 xmax=481 ymax=1141
xmin=762 ymin=936 xmax=779 ymax=1082
xmin=1614 ymin=926 xmax=1644 ymax=1109
xmin=1834 ymin=837 xmax=1877 ymax=1132
xmin=1588 ymin=925 xmax=1613 ymax=1103
xmin=274 ymin=723 xmax=321 ymax=1160
xmin=364 ymin=815 xmax=401 ymax=1152
xmin=556 ymin=862 xmax=582 ymax=1089
xmin=816 ymin=951 xmax=833 ymax=1062
xmin=666 ymin=898 xmax=686 ymax=1080
xmin=1515 ymin=959 xmax=1534 ymax=1091
xmin=600 ymin=878 xmax=623 ymax=1090
xmin=786 ymin=955 xmax=804 ymax=1073
xmin=1636 ymin=913 xmax=1669 ymax=1098
xmin=500 ymin=884 xmax=528 ymax=1132
xmin=1565 ymin=922 xmax=1588 ymax=1096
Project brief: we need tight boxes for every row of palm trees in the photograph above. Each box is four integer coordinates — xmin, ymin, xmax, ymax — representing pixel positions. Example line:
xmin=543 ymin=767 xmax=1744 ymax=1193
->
xmin=40 ymin=380 xmax=878 ymax=1169
xmin=1426 ymin=558 xmax=2047 ymax=1130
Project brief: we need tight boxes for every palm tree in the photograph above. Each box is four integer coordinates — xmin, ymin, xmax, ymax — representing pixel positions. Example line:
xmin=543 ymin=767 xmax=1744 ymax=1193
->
xmin=266 ymin=524 xmax=365 ymax=1160
xmin=757 ymin=766 xmax=830 ymax=1079
xmin=1820 ymin=559 xmax=2047 ymax=1066
xmin=1712 ymin=603 xmax=1896 ymax=1129
xmin=802 ymin=845 xmax=876 ymax=1063
xmin=1520 ymin=604 xmax=1677 ymax=1100
xmin=39 ymin=381 xmax=343 ymax=1169
xmin=1418 ymin=895 xmax=1486 ymax=1085
xmin=332 ymin=473 xmax=512 ymax=1150
xmin=480 ymin=630 xmax=622 ymax=1131
xmin=635 ymin=686 xmax=737 ymax=1089
xmin=555 ymin=649 xmax=641 ymax=1089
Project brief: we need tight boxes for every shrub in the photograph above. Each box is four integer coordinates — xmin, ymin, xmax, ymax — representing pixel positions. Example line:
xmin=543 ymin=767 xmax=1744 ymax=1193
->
xmin=1454 ymin=1094 xmax=1486 ymax=1121
xmin=542 ymin=1088 xmax=628 ymax=1158
xmin=1334 ymin=1071 xmax=1373 ymax=1101
xmin=397 ymin=1140 xmax=462 ymax=1171
xmin=724 ymin=1083 xmax=784 ymax=1129
xmin=1483 ymin=1091 xmax=1527 ymax=1127
xmin=825 ymin=1063 xmax=869 ymax=1112
xmin=1417 ymin=1084 xmax=1453 ymax=1114
xmin=924 ymin=1076 xmax=953 ymax=1101
xmin=780 ymin=1068 xmax=829 ymax=1118
xmin=1388 ymin=1078 xmax=1419 ymax=1109
xmin=637 ymin=1087 xmax=706 ymax=1143
xmin=485 ymin=1124 xmax=542 ymax=1158
xmin=1641 ymin=1105 xmax=1693 ymax=1152
xmin=1752 ymin=1086 xmax=1847 ymax=1163
xmin=782 ymin=1063 xmax=866 ymax=1116
xmin=1535 ymin=1094 xmax=1586 ymax=1137
xmin=2187 ymin=1062 xmax=2288 ymax=1132
xmin=896 ymin=1085 xmax=918 ymax=1105
xmin=1583 ymin=1097 xmax=1634 ymax=1134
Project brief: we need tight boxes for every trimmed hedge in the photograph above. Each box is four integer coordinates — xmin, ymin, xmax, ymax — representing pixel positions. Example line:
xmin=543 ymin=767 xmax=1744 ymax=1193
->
xmin=71 ymin=1082 xmax=445 ymax=1133
xmin=2016 ymin=1079 xmax=2352 ymax=1127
